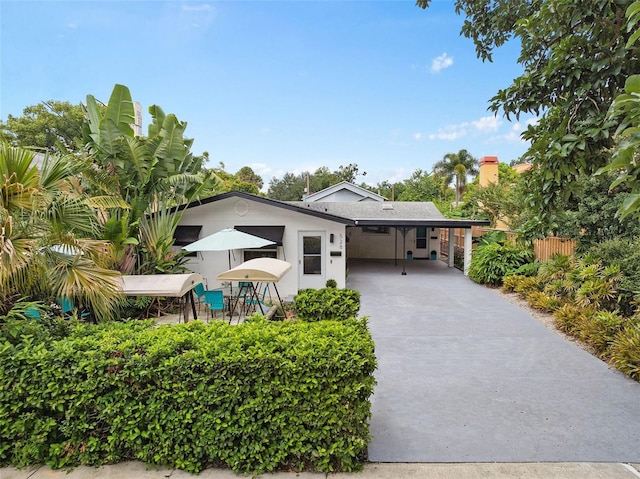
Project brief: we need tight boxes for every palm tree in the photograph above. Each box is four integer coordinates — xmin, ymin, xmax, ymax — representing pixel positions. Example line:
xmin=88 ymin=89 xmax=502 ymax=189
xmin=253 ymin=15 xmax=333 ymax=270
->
xmin=0 ymin=142 xmax=124 ymax=321
xmin=433 ymin=149 xmax=479 ymax=205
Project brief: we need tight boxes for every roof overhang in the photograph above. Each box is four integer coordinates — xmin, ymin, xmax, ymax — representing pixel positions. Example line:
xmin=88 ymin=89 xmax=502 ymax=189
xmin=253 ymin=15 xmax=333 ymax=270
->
xmin=352 ymin=219 xmax=490 ymax=228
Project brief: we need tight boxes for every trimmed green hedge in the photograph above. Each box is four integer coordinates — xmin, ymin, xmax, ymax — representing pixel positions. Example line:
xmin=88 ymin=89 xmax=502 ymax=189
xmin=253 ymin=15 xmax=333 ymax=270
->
xmin=0 ymin=318 xmax=376 ymax=474
xmin=295 ymin=288 xmax=361 ymax=322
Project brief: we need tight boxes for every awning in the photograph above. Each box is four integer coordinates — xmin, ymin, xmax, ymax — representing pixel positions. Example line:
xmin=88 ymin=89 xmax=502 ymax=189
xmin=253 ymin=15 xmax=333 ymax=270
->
xmin=119 ymin=273 xmax=203 ymax=297
xmin=235 ymin=225 xmax=285 ymax=246
xmin=216 ymin=258 xmax=291 ymax=283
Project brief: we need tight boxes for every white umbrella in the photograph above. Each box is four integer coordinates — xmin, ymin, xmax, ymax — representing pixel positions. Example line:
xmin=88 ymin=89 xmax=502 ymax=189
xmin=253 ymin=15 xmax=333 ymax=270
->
xmin=183 ymin=228 xmax=276 ymax=252
xmin=182 ymin=228 xmax=276 ymax=268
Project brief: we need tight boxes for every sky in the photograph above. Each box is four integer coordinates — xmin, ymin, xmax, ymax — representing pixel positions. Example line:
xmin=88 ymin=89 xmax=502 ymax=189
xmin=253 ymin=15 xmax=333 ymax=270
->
xmin=0 ymin=0 xmax=536 ymax=189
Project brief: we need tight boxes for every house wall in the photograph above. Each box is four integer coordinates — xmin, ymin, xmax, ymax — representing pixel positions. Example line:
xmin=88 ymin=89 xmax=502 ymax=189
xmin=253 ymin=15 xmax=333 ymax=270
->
xmin=177 ymin=197 xmax=347 ymax=297
xmin=347 ymin=226 xmax=441 ymax=260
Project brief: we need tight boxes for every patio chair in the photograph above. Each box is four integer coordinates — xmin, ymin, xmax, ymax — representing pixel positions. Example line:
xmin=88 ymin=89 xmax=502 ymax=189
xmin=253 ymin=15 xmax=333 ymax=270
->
xmin=201 ymin=289 xmax=227 ymax=322
xmin=245 ymin=284 xmax=269 ymax=314
xmin=57 ymin=297 xmax=90 ymax=319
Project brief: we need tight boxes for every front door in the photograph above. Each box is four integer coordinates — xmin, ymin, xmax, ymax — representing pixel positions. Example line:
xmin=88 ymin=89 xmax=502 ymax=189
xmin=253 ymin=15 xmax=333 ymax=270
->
xmin=414 ymin=226 xmax=428 ymax=258
xmin=298 ymin=232 xmax=325 ymax=290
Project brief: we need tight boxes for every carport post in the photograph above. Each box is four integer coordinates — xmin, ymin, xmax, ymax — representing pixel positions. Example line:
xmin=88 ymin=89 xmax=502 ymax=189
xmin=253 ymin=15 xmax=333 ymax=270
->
xmin=448 ymin=227 xmax=455 ymax=268
xmin=463 ymin=228 xmax=472 ymax=276
xmin=401 ymin=227 xmax=407 ymax=275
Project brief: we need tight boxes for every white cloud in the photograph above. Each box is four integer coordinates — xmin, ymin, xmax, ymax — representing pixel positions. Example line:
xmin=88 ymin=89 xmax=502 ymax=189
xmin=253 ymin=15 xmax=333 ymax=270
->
xmin=428 ymin=115 xmax=502 ymax=141
xmin=250 ymin=163 xmax=271 ymax=177
xmin=430 ymin=53 xmax=453 ymax=73
xmin=472 ymin=115 xmax=501 ymax=133
xmin=413 ymin=133 xmax=422 ymax=141
xmin=428 ymin=124 xmax=468 ymax=141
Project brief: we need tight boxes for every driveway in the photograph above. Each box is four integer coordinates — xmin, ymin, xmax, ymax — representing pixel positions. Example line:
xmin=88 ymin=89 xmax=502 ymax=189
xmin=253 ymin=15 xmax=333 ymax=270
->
xmin=346 ymin=259 xmax=640 ymax=463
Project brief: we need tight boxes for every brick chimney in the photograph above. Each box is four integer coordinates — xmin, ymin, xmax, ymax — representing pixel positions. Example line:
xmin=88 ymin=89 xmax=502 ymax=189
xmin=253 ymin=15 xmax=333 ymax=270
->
xmin=479 ymin=156 xmax=499 ymax=187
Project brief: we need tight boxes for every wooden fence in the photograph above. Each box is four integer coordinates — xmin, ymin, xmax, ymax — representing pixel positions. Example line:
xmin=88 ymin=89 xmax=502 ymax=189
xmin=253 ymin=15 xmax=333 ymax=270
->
xmin=439 ymin=227 xmax=576 ymax=262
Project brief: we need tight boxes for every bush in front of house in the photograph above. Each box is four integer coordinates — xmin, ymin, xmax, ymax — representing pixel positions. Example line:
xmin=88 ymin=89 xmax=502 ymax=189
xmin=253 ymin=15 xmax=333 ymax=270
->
xmin=468 ymin=243 xmax=533 ymax=286
xmin=294 ymin=287 xmax=361 ymax=322
xmin=0 ymin=318 xmax=376 ymax=475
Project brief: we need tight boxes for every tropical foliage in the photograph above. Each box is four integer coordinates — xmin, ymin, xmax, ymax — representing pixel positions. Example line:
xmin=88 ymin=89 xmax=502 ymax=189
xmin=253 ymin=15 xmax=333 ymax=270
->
xmin=0 ymin=143 xmax=124 ymax=321
xmin=417 ymin=0 xmax=640 ymax=230
xmin=432 ymin=149 xmax=479 ymax=205
xmin=80 ymin=84 xmax=220 ymax=273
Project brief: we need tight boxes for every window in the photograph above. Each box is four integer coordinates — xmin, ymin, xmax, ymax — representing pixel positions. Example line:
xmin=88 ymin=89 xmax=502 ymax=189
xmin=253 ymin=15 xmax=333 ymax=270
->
xmin=302 ymin=236 xmax=322 ymax=274
xmin=244 ymin=249 xmax=277 ymax=262
xmin=174 ymin=225 xmax=202 ymax=257
xmin=362 ymin=226 xmax=390 ymax=235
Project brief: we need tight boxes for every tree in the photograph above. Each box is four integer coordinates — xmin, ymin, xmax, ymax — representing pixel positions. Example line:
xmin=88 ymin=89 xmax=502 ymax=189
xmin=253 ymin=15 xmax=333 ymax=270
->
xmin=267 ymin=164 xmax=362 ymax=201
xmin=0 ymin=143 xmax=124 ymax=321
xmin=0 ymin=101 xmax=85 ymax=153
xmin=235 ymin=166 xmax=264 ymax=190
xmin=417 ymin=0 xmax=640 ymax=235
xmin=555 ymin=172 xmax=640 ymax=250
xmin=81 ymin=84 xmax=220 ymax=273
xmin=601 ymin=1 xmax=640 ymax=218
xmin=397 ymin=169 xmax=449 ymax=203
xmin=432 ymin=149 xmax=478 ymax=205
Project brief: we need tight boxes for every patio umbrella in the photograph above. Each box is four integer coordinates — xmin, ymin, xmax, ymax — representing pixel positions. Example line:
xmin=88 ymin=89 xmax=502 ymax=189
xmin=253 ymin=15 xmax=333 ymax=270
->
xmin=182 ymin=227 xmax=276 ymax=267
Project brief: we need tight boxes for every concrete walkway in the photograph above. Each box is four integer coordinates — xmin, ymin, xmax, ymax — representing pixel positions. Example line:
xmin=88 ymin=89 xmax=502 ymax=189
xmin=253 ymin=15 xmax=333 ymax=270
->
xmin=347 ymin=259 xmax=640 ymax=463
xmin=3 ymin=462 xmax=640 ymax=479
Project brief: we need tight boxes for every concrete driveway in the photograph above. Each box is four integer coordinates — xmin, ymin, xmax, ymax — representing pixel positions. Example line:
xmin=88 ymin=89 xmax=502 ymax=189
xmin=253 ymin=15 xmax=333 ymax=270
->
xmin=346 ymin=259 xmax=640 ymax=463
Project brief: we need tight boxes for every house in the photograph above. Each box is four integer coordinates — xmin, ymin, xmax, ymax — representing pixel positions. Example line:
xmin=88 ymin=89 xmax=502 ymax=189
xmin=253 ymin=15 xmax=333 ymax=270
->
xmin=175 ymin=184 xmax=488 ymax=297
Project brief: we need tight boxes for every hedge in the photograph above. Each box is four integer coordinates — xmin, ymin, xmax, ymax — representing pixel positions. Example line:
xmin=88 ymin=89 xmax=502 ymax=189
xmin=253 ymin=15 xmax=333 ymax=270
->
xmin=294 ymin=288 xmax=361 ymax=322
xmin=0 ymin=318 xmax=376 ymax=474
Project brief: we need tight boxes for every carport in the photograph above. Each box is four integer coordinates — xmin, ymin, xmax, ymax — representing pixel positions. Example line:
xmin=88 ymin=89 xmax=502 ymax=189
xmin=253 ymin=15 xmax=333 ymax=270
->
xmin=351 ymin=218 xmax=489 ymax=275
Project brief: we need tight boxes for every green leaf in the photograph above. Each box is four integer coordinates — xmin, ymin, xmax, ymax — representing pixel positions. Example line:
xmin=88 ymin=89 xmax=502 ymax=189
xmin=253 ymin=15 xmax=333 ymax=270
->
xmin=105 ymin=84 xmax=135 ymax=137
xmin=625 ymin=75 xmax=640 ymax=94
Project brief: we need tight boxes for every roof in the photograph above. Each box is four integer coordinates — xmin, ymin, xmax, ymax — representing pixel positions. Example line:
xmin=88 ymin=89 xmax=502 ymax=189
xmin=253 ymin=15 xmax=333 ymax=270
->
xmin=216 ymin=258 xmax=292 ymax=282
xmin=303 ymin=181 xmax=386 ymax=202
xmin=181 ymin=191 xmax=488 ymax=228
xmin=180 ymin=191 xmax=354 ymax=225
xmin=289 ymin=201 xmax=490 ymax=228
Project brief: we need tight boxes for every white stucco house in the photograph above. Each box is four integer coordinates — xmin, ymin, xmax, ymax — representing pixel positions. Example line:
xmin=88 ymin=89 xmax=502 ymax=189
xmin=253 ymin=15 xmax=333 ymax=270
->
xmin=175 ymin=183 xmax=488 ymax=298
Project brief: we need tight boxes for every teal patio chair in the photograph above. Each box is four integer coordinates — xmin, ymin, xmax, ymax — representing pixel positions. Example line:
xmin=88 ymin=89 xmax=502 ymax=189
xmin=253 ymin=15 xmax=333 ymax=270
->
xmin=57 ymin=297 xmax=90 ymax=319
xmin=201 ymin=289 xmax=227 ymax=322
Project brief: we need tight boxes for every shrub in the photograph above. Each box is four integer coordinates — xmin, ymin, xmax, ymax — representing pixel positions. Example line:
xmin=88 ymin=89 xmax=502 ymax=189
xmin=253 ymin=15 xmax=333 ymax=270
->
xmin=578 ymin=310 xmax=627 ymax=357
xmin=586 ymin=238 xmax=640 ymax=316
xmin=0 ymin=318 xmax=376 ymax=474
xmin=511 ymin=261 xmax=541 ymax=277
xmin=294 ymin=288 xmax=360 ymax=322
xmin=610 ymin=322 xmax=640 ymax=381
xmin=526 ymin=291 xmax=563 ymax=313
xmin=325 ymin=279 xmax=338 ymax=288
xmin=468 ymin=243 xmax=533 ymax=286
xmin=553 ymin=304 xmax=589 ymax=336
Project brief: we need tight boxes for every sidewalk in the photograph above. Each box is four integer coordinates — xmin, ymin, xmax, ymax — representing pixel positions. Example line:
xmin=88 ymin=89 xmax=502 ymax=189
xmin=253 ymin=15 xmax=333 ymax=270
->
xmin=2 ymin=462 xmax=640 ymax=479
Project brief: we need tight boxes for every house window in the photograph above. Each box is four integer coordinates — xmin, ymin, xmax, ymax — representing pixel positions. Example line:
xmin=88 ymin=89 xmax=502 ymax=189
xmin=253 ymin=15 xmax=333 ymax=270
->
xmin=362 ymin=226 xmax=390 ymax=235
xmin=174 ymin=225 xmax=202 ymax=257
xmin=244 ymin=249 xmax=278 ymax=261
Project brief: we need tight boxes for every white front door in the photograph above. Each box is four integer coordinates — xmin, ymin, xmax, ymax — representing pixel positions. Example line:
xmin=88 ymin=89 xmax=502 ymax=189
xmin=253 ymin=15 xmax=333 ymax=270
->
xmin=298 ymin=232 xmax=325 ymax=290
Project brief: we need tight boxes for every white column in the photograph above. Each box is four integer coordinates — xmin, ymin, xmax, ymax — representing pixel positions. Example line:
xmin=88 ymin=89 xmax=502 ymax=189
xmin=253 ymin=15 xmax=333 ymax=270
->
xmin=463 ymin=228 xmax=472 ymax=276
xmin=448 ymin=228 xmax=455 ymax=268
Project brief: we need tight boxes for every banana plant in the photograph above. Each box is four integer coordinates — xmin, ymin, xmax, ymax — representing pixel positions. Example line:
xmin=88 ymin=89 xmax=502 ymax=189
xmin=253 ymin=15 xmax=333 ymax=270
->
xmin=81 ymin=84 xmax=219 ymax=273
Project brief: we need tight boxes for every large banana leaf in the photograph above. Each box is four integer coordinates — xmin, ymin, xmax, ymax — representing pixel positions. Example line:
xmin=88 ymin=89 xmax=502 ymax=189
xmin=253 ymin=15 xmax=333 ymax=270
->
xmin=105 ymin=84 xmax=134 ymax=137
xmin=99 ymin=118 xmax=124 ymax=159
xmin=148 ymin=104 xmax=166 ymax=138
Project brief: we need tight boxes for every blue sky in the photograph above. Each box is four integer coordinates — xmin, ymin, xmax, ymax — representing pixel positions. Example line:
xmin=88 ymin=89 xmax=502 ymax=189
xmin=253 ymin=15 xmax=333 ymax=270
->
xmin=1 ymin=0 xmax=535 ymax=188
